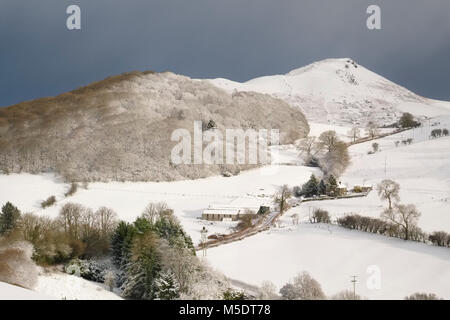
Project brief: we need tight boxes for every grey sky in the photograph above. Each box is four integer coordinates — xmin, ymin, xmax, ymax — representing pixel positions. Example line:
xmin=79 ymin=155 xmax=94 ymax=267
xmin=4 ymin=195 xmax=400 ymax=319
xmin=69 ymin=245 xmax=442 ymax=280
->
xmin=1 ymin=0 xmax=450 ymax=107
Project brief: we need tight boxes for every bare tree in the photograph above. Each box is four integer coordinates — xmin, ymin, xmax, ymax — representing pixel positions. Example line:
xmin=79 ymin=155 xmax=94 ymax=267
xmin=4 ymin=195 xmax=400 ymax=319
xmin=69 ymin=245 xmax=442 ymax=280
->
xmin=376 ymin=179 xmax=400 ymax=210
xmin=381 ymin=204 xmax=421 ymax=240
xmin=142 ymin=202 xmax=169 ymax=223
xmin=274 ymin=185 xmax=292 ymax=215
xmin=59 ymin=203 xmax=86 ymax=240
xmin=365 ymin=121 xmax=379 ymax=140
xmin=296 ymin=136 xmax=322 ymax=158
xmin=95 ymin=207 xmax=118 ymax=238
xmin=318 ymin=131 xmax=338 ymax=152
xmin=347 ymin=127 xmax=361 ymax=143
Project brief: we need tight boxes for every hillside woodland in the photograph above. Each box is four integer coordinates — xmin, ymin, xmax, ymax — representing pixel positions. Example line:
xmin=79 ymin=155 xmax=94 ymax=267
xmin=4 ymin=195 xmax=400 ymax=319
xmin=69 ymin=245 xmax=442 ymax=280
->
xmin=0 ymin=71 xmax=309 ymax=182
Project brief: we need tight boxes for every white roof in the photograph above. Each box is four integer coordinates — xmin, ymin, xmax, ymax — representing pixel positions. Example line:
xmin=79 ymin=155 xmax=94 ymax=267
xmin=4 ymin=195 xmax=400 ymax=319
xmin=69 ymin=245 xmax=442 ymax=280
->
xmin=203 ymin=208 xmax=241 ymax=215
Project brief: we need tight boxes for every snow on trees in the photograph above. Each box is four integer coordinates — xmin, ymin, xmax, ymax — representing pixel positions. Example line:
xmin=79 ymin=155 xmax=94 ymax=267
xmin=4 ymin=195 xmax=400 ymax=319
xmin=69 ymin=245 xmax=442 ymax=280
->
xmin=121 ymin=231 xmax=161 ymax=300
xmin=332 ymin=290 xmax=364 ymax=300
xmin=104 ymin=271 xmax=116 ymax=291
xmin=257 ymin=281 xmax=279 ymax=300
xmin=273 ymin=185 xmax=292 ymax=215
xmin=154 ymin=270 xmax=180 ymax=300
xmin=376 ymin=179 xmax=400 ymax=210
xmin=279 ymin=272 xmax=326 ymax=300
xmin=0 ymin=240 xmax=38 ymax=289
xmin=296 ymin=130 xmax=349 ymax=177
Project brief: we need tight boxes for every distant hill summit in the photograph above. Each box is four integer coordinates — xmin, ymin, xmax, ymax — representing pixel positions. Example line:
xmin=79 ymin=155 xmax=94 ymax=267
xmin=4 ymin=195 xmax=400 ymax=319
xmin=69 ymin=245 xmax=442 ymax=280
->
xmin=0 ymin=71 xmax=309 ymax=182
xmin=209 ymin=58 xmax=450 ymax=126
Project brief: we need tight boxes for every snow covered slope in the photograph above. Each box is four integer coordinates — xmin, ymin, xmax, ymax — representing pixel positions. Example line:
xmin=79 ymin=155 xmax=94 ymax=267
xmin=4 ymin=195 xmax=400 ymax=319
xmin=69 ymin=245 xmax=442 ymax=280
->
xmin=209 ymin=58 xmax=450 ymax=126
xmin=0 ymin=166 xmax=319 ymax=245
xmin=0 ymin=282 xmax=53 ymax=300
xmin=206 ymin=222 xmax=450 ymax=300
xmin=35 ymin=273 xmax=122 ymax=300
xmin=295 ymin=115 xmax=450 ymax=233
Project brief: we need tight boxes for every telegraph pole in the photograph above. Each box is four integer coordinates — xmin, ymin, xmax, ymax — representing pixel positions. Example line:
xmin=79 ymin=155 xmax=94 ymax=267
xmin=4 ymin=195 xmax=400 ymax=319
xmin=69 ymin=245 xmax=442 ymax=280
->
xmin=351 ymin=276 xmax=358 ymax=300
xmin=200 ymin=227 xmax=208 ymax=257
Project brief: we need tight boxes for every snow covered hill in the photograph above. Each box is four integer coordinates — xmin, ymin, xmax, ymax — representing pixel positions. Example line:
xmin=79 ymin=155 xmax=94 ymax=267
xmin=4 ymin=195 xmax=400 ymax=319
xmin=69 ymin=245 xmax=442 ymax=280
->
xmin=206 ymin=222 xmax=450 ymax=300
xmin=205 ymin=115 xmax=450 ymax=299
xmin=209 ymin=58 xmax=450 ymax=126
xmin=295 ymin=115 xmax=450 ymax=233
xmin=0 ymin=281 xmax=52 ymax=300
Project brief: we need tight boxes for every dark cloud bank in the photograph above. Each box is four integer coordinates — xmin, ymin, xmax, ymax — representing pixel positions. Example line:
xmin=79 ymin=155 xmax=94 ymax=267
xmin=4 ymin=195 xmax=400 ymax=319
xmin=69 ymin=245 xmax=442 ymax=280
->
xmin=1 ymin=0 xmax=449 ymax=106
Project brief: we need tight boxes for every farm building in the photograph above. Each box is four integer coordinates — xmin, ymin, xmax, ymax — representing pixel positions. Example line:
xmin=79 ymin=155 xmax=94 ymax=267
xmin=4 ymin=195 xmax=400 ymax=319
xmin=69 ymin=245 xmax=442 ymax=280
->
xmin=202 ymin=196 xmax=273 ymax=221
xmin=336 ymin=182 xmax=348 ymax=197
xmin=352 ymin=185 xmax=373 ymax=193
xmin=202 ymin=208 xmax=242 ymax=221
xmin=202 ymin=207 xmax=261 ymax=221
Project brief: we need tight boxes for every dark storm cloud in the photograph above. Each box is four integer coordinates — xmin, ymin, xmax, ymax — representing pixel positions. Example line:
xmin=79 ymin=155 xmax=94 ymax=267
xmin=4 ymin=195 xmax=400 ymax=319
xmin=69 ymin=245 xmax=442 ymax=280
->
xmin=1 ymin=0 xmax=449 ymax=106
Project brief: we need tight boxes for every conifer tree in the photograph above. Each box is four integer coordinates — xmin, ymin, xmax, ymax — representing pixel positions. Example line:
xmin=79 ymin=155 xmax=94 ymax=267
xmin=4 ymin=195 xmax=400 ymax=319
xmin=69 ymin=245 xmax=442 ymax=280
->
xmin=318 ymin=180 xmax=327 ymax=195
xmin=302 ymin=174 xmax=319 ymax=197
xmin=121 ymin=232 xmax=161 ymax=300
xmin=0 ymin=202 xmax=21 ymax=234
xmin=327 ymin=175 xmax=338 ymax=196
xmin=154 ymin=270 xmax=180 ymax=300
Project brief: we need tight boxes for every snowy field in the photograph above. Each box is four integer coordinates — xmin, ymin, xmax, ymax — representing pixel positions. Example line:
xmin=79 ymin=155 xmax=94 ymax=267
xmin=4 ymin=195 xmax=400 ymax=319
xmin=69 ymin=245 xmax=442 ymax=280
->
xmin=0 ymin=273 xmax=122 ymax=300
xmin=0 ymin=281 xmax=53 ymax=300
xmin=0 ymin=166 xmax=319 ymax=245
xmin=205 ymin=221 xmax=450 ymax=299
xmin=205 ymin=114 xmax=450 ymax=299
xmin=35 ymin=272 xmax=122 ymax=300
xmin=1 ymin=114 xmax=450 ymax=299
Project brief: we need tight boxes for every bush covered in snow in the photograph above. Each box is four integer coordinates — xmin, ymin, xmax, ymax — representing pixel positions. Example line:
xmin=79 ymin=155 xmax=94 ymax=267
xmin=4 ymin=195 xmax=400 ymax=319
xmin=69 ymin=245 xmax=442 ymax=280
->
xmin=65 ymin=258 xmax=110 ymax=283
xmin=0 ymin=240 xmax=38 ymax=289
xmin=279 ymin=272 xmax=325 ymax=300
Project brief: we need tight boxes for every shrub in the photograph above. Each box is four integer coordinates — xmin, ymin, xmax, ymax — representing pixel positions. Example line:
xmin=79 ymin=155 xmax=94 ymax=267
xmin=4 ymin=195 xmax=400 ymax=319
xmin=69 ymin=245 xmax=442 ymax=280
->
xmin=372 ymin=143 xmax=379 ymax=153
xmin=41 ymin=196 xmax=56 ymax=208
xmin=65 ymin=182 xmax=78 ymax=197
xmin=0 ymin=241 xmax=38 ymax=289
xmin=405 ymin=292 xmax=441 ymax=300
xmin=429 ymin=231 xmax=449 ymax=247
xmin=399 ymin=113 xmax=419 ymax=128
xmin=223 ymin=289 xmax=247 ymax=300
xmin=65 ymin=259 xmax=108 ymax=283
xmin=235 ymin=213 xmax=254 ymax=231
xmin=332 ymin=290 xmax=364 ymax=300
xmin=279 ymin=272 xmax=325 ymax=300
xmin=312 ymin=209 xmax=330 ymax=224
